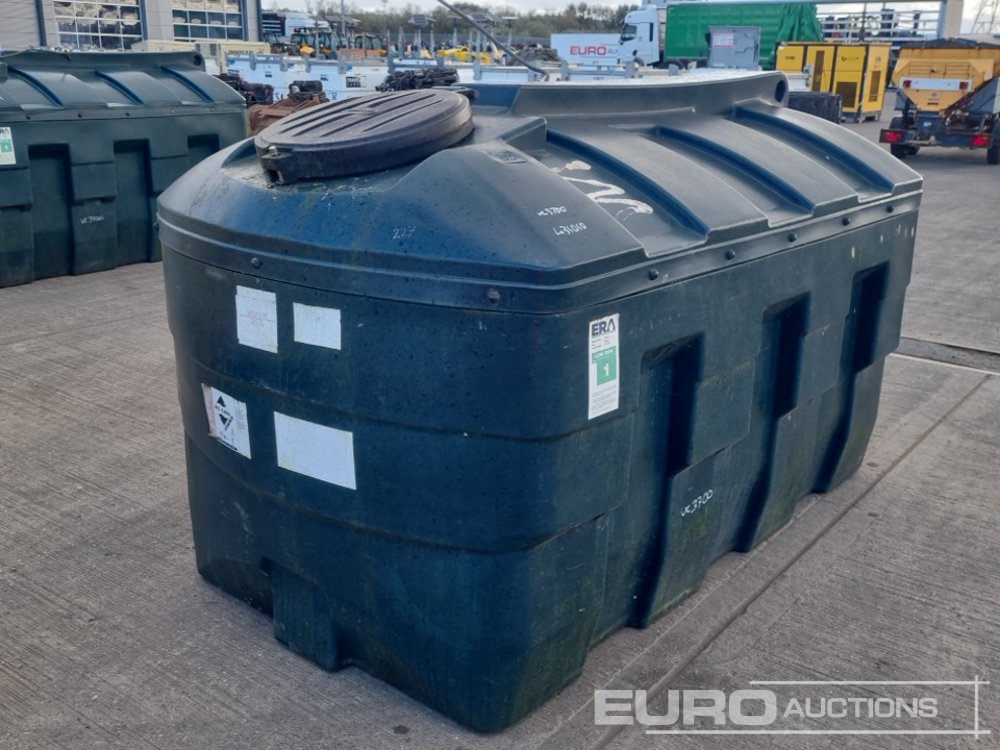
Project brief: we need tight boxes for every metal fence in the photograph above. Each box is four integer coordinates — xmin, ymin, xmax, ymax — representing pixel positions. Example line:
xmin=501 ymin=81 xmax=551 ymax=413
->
xmin=815 ymin=2 xmax=943 ymax=42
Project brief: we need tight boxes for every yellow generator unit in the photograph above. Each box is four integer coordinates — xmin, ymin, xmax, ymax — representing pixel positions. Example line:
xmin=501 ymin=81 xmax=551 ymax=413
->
xmin=777 ymin=42 xmax=889 ymax=121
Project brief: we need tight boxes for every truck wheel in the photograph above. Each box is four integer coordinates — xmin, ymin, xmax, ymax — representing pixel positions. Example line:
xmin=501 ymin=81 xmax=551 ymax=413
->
xmin=890 ymin=144 xmax=909 ymax=159
xmin=988 ymin=144 xmax=1000 ymax=165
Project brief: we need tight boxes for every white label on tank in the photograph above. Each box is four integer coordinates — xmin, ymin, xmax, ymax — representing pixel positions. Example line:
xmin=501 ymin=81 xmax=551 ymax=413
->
xmin=274 ymin=412 xmax=356 ymax=490
xmin=588 ymin=313 xmax=620 ymax=420
xmin=235 ymin=286 xmax=278 ymax=353
xmin=0 ymin=127 xmax=15 ymax=166
xmin=293 ymin=302 xmax=341 ymax=351
xmin=202 ymin=384 xmax=252 ymax=458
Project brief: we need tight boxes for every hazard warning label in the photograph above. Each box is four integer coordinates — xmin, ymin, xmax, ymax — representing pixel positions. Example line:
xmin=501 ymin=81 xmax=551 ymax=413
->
xmin=202 ymin=384 xmax=251 ymax=458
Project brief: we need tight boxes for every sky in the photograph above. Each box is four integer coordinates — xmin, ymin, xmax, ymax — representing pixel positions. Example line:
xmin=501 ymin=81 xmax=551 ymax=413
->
xmin=269 ymin=0 xmax=988 ymax=30
xmin=270 ymin=0 xmax=604 ymax=13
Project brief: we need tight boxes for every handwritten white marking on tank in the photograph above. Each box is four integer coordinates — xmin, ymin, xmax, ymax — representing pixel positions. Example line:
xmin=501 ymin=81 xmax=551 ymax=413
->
xmin=549 ymin=159 xmax=653 ymax=219
xmin=680 ymin=489 xmax=714 ymax=518
xmin=560 ymin=176 xmax=654 ymax=220
xmin=80 ymin=215 xmax=106 ymax=225
xmin=553 ymin=222 xmax=588 ymax=237
xmin=537 ymin=206 xmax=568 ymax=217
xmin=392 ymin=225 xmax=416 ymax=240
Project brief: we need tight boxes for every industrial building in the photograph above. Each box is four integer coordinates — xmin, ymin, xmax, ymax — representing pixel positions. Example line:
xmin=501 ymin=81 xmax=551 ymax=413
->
xmin=1 ymin=0 xmax=261 ymax=51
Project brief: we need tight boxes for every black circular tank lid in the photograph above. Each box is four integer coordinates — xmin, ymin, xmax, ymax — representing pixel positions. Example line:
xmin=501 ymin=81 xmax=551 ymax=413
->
xmin=254 ymin=89 xmax=475 ymax=184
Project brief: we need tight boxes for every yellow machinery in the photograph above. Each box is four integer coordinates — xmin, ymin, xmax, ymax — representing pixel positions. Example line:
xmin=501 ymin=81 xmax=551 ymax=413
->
xmin=437 ymin=45 xmax=495 ymax=64
xmin=892 ymin=44 xmax=1000 ymax=112
xmin=881 ymin=41 xmax=1000 ymax=163
xmin=776 ymin=42 xmax=889 ymax=121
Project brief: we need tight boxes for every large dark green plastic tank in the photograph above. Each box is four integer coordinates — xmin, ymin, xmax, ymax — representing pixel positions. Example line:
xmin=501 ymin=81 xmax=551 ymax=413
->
xmin=159 ymin=74 xmax=922 ymax=731
xmin=0 ymin=50 xmax=246 ymax=288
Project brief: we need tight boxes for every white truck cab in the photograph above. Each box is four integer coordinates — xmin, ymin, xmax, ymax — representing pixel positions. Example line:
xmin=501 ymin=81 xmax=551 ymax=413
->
xmin=619 ymin=0 xmax=667 ymax=65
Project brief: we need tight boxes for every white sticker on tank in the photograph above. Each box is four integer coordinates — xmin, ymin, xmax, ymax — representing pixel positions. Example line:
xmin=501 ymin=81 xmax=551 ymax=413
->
xmin=202 ymin=384 xmax=252 ymax=458
xmin=293 ymin=302 xmax=341 ymax=351
xmin=0 ymin=127 xmax=15 ymax=166
xmin=235 ymin=286 xmax=278 ymax=353
xmin=588 ymin=313 xmax=620 ymax=420
xmin=274 ymin=412 xmax=356 ymax=490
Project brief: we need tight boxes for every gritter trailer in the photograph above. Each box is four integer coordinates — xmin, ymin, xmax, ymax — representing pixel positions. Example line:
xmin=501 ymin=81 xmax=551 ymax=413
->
xmin=880 ymin=39 xmax=1000 ymax=164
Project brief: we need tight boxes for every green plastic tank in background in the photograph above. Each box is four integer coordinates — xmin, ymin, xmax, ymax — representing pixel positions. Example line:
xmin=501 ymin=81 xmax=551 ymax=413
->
xmin=0 ymin=50 xmax=246 ymax=288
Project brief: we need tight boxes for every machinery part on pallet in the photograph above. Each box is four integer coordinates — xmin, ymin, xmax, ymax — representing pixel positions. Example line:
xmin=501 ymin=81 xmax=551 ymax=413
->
xmin=377 ymin=66 xmax=460 ymax=91
xmin=518 ymin=46 xmax=562 ymax=64
xmin=289 ymin=79 xmax=324 ymax=95
xmin=248 ymin=84 xmax=330 ymax=136
xmin=216 ymin=73 xmax=275 ymax=106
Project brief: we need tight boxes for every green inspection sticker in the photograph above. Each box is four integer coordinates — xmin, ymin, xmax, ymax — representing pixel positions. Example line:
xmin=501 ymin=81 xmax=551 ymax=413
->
xmin=0 ymin=127 xmax=14 ymax=166
xmin=592 ymin=347 xmax=617 ymax=384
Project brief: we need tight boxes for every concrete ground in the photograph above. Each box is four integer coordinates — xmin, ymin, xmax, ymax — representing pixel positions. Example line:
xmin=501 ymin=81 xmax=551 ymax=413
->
xmin=1 ymin=106 xmax=998 ymax=750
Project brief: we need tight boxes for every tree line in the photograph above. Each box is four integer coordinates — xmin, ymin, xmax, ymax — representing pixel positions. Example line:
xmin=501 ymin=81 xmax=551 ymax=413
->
xmin=274 ymin=2 xmax=640 ymax=41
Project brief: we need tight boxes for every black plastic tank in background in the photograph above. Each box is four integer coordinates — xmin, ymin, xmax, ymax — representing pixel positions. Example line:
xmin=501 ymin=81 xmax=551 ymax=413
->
xmin=158 ymin=78 xmax=922 ymax=731
xmin=0 ymin=50 xmax=247 ymax=288
xmin=787 ymin=90 xmax=844 ymax=123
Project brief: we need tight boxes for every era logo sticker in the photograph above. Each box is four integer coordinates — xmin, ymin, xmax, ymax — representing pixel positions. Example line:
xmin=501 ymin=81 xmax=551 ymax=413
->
xmin=588 ymin=313 xmax=620 ymax=419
